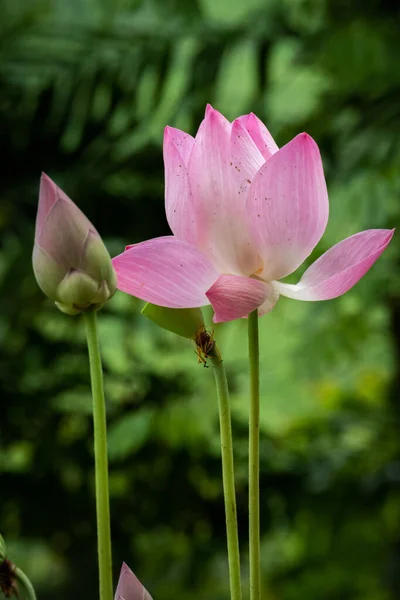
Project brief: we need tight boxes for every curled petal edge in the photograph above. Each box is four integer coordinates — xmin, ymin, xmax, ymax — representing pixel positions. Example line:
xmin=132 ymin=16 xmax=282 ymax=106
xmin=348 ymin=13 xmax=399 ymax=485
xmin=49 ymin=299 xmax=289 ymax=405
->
xmin=274 ymin=228 xmax=394 ymax=301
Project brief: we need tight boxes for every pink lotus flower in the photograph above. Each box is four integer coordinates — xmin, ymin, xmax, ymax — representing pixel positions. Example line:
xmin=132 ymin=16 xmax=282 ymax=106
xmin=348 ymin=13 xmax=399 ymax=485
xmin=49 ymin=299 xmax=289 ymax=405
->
xmin=115 ymin=563 xmax=153 ymax=600
xmin=113 ymin=106 xmax=393 ymax=323
xmin=33 ymin=173 xmax=116 ymax=314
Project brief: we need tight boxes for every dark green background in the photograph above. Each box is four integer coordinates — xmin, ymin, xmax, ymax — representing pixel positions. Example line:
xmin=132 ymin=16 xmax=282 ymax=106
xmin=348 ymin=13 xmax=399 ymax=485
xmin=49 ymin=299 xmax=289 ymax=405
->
xmin=1 ymin=0 xmax=400 ymax=598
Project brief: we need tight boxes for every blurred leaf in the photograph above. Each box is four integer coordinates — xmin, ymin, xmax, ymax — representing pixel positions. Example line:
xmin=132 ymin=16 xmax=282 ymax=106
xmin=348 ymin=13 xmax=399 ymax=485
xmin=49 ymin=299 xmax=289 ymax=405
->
xmin=108 ymin=409 xmax=155 ymax=461
xmin=214 ymin=39 xmax=258 ymax=117
xmin=53 ymin=389 xmax=93 ymax=414
xmin=267 ymin=38 xmax=332 ymax=127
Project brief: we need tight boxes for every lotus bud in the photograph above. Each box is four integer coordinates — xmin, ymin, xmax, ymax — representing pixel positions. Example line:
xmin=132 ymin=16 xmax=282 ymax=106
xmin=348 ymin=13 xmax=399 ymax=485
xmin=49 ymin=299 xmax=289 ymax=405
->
xmin=33 ymin=173 xmax=116 ymax=315
xmin=115 ymin=562 xmax=153 ymax=600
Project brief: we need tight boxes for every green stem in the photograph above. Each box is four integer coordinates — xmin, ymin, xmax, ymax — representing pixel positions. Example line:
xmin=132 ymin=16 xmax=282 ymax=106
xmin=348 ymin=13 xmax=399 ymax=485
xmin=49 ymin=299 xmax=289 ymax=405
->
xmin=84 ymin=309 xmax=113 ymax=600
xmin=248 ymin=310 xmax=260 ymax=600
xmin=14 ymin=566 xmax=37 ymax=600
xmin=210 ymin=345 xmax=242 ymax=600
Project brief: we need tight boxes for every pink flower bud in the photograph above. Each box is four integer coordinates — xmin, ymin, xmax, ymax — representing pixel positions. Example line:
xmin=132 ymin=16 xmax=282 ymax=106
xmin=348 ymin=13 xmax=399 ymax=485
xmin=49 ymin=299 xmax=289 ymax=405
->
xmin=33 ymin=173 xmax=116 ymax=314
xmin=115 ymin=563 xmax=153 ymax=600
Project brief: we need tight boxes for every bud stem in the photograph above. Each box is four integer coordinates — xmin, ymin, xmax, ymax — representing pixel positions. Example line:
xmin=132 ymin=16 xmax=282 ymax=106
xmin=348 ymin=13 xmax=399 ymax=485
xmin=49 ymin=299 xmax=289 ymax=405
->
xmin=84 ymin=309 xmax=113 ymax=600
xmin=14 ymin=566 xmax=37 ymax=600
xmin=209 ymin=343 xmax=242 ymax=600
xmin=248 ymin=310 xmax=261 ymax=600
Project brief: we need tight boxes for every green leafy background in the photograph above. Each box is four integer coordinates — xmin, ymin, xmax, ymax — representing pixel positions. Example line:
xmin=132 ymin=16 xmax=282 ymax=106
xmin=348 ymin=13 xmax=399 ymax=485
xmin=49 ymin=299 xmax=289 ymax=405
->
xmin=1 ymin=0 xmax=400 ymax=598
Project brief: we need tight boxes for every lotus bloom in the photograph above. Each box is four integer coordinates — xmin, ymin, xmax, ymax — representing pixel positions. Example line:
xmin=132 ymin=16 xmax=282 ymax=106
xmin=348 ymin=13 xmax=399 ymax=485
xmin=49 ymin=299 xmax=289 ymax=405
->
xmin=113 ymin=106 xmax=393 ymax=322
xmin=115 ymin=563 xmax=153 ymax=600
xmin=33 ymin=173 xmax=117 ymax=315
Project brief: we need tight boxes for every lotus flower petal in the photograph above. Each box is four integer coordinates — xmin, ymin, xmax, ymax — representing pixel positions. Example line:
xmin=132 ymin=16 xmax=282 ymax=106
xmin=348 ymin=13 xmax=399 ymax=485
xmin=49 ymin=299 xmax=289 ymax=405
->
xmin=36 ymin=172 xmax=59 ymax=235
xmin=56 ymin=270 xmax=99 ymax=305
xmin=164 ymin=126 xmax=202 ymax=245
xmin=236 ymin=113 xmax=279 ymax=160
xmin=81 ymin=230 xmax=117 ymax=286
xmin=206 ymin=274 xmax=270 ymax=323
xmin=274 ymin=229 xmax=394 ymax=301
xmin=37 ymin=181 xmax=93 ymax=270
xmin=229 ymin=118 xmax=265 ymax=199
xmin=258 ymin=291 xmax=280 ymax=316
xmin=32 ymin=244 xmax=66 ymax=298
xmin=112 ymin=236 xmax=218 ymax=308
xmin=164 ymin=126 xmax=194 ymax=165
xmin=36 ymin=172 xmax=87 ymax=236
xmin=115 ymin=563 xmax=153 ymax=600
xmin=247 ymin=132 xmax=329 ymax=281
xmin=187 ymin=105 xmax=259 ymax=276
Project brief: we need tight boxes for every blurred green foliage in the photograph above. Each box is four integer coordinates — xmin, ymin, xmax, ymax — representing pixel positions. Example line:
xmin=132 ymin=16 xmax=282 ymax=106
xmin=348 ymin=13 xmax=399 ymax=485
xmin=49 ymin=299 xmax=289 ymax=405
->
xmin=1 ymin=0 xmax=400 ymax=598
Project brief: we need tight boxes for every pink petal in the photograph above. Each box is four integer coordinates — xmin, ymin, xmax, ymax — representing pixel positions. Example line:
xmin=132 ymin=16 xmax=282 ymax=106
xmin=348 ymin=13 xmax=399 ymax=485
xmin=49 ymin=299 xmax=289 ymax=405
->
xmin=163 ymin=127 xmax=202 ymax=245
xmin=229 ymin=119 xmax=265 ymax=198
xmin=206 ymin=274 xmax=270 ymax=323
xmin=37 ymin=173 xmax=93 ymax=235
xmin=112 ymin=236 xmax=218 ymax=308
xmin=274 ymin=229 xmax=394 ymax=301
xmin=164 ymin=126 xmax=194 ymax=166
xmin=247 ymin=132 xmax=329 ymax=281
xmin=236 ymin=113 xmax=279 ymax=161
xmin=115 ymin=563 xmax=153 ymax=600
xmin=36 ymin=173 xmax=58 ymax=235
xmin=37 ymin=190 xmax=93 ymax=269
xmin=187 ymin=105 xmax=260 ymax=276
xmin=204 ymin=103 xmax=232 ymax=128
